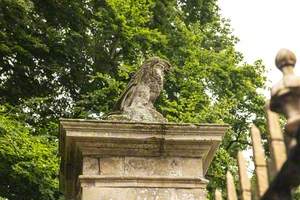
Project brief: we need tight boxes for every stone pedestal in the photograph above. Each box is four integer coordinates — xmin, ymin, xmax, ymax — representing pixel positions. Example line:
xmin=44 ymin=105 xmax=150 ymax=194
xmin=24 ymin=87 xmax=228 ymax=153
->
xmin=59 ymin=119 xmax=227 ymax=200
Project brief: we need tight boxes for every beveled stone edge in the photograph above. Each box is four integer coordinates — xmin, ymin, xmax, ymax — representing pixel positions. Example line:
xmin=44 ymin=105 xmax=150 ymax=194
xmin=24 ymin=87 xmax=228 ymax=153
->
xmin=203 ymin=141 xmax=221 ymax=174
xmin=60 ymin=119 xmax=229 ymax=135
xmin=59 ymin=120 xmax=228 ymax=146
xmin=60 ymin=118 xmax=229 ymax=127
xmin=79 ymin=175 xmax=209 ymax=189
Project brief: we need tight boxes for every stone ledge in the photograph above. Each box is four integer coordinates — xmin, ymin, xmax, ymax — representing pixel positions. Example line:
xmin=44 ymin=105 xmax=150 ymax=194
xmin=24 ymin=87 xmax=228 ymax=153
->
xmin=59 ymin=119 xmax=227 ymax=138
xmin=79 ymin=175 xmax=209 ymax=189
xmin=81 ymin=187 xmax=206 ymax=200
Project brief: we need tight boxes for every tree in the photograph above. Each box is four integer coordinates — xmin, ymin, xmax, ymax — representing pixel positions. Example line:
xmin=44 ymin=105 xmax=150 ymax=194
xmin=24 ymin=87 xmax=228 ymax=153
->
xmin=0 ymin=0 xmax=267 ymax=199
xmin=0 ymin=105 xmax=60 ymax=200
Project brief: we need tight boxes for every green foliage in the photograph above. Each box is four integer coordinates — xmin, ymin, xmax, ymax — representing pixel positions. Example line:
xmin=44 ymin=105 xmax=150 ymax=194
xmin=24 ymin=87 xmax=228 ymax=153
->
xmin=0 ymin=105 xmax=60 ymax=200
xmin=0 ymin=0 xmax=267 ymax=199
xmin=74 ymin=72 xmax=125 ymax=117
xmin=293 ymin=186 xmax=300 ymax=200
xmin=206 ymin=147 xmax=237 ymax=199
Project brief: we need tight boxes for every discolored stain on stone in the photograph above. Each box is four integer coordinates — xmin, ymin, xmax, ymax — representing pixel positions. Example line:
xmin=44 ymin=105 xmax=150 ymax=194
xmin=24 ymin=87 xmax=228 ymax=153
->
xmin=82 ymin=157 xmax=99 ymax=175
xmin=100 ymin=157 xmax=124 ymax=175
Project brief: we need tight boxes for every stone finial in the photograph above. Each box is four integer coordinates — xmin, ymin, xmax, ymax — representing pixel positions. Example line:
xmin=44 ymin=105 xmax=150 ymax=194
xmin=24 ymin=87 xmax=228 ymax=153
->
xmin=275 ymin=48 xmax=296 ymax=71
xmin=215 ymin=189 xmax=222 ymax=200
xmin=250 ymin=125 xmax=269 ymax=198
xmin=237 ymin=152 xmax=251 ymax=200
xmin=226 ymin=171 xmax=238 ymax=200
xmin=271 ymin=49 xmax=300 ymax=134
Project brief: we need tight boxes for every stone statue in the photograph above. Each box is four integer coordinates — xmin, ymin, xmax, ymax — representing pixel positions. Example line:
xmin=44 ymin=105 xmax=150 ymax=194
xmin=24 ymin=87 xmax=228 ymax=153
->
xmin=106 ymin=57 xmax=171 ymax=122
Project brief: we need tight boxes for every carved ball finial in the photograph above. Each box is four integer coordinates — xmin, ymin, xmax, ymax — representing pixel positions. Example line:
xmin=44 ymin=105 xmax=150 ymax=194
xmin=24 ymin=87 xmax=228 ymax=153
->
xmin=275 ymin=48 xmax=296 ymax=70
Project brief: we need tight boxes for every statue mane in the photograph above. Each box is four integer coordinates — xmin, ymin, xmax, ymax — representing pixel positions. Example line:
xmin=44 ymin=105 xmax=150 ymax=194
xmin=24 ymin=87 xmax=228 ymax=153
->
xmin=106 ymin=57 xmax=171 ymax=122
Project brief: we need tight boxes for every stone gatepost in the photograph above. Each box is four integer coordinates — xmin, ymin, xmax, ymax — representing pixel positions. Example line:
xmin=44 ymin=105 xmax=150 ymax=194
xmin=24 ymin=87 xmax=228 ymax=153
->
xmin=59 ymin=119 xmax=228 ymax=200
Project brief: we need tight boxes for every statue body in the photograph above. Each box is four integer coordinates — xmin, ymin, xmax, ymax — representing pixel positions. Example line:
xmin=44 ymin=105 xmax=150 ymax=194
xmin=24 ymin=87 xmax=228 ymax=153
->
xmin=106 ymin=57 xmax=171 ymax=122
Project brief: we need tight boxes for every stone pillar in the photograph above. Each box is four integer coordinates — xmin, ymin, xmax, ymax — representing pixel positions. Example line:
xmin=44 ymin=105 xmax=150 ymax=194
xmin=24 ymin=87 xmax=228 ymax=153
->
xmin=251 ymin=125 xmax=269 ymax=198
xmin=59 ymin=119 xmax=228 ymax=200
xmin=226 ymin=171 xmax=238 ymax=200
xmin=237 ymin=152 xmax=251 ymax=200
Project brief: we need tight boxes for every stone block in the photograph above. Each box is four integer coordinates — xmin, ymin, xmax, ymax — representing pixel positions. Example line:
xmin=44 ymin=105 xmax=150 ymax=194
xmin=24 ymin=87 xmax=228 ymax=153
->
xmin=83 ymin=157 xmax=99 ymax=175
xmin=123 ymin=157 xmax=202 ymax=177
xmin=99 ymin=157 xmax=124 ymax=176
xmin=59 ymin=120 xmax=227 ymax=199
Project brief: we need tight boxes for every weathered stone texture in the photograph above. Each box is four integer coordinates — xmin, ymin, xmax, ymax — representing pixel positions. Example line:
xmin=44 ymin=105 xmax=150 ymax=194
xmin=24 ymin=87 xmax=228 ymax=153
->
xmin=59 ymin=120 xmax=227 ymax=200
xmin=82 ymin=157 xmax=203 ymax=177
xmin=82 ymin=157 xmax=99 ymax=175
xmin=81 ymin=188 xmax=206 ymax=200
xmin=106 ymin=57 xmax=171 ymax=123
xmin=99 ymin=157 xmax=124 ymax=176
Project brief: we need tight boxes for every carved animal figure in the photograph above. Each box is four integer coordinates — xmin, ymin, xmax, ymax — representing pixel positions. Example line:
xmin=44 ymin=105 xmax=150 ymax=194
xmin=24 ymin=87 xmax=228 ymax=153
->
xmin=107 ymin=57 xmax=171 ymax=122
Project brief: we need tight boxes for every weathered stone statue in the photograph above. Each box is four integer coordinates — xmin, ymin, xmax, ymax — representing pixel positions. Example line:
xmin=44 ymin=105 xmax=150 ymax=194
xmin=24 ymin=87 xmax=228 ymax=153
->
xmin=106 ymin=57 xmax=171 ymax=122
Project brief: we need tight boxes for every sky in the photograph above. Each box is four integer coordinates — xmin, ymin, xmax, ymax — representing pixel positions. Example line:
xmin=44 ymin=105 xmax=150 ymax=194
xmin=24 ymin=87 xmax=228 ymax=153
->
xmin=217 ymin=0 xmax=300 ymax=174
xmin=218 ymin=0 xmax=300 ymax=96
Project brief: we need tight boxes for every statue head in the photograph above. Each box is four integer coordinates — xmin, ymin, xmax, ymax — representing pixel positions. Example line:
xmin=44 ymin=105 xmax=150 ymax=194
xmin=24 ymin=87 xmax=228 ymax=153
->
xmin=143 ymin=57 xmax=171 ymax=74
xmin=129 ymin=57 xmax=171 ymax=87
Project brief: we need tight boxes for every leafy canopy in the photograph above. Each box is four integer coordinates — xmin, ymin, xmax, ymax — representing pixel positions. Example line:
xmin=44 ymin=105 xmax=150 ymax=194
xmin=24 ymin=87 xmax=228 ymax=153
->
xmin=0 ymin=0 xmax=266 ymax=199
xmin=0 ymin=105 xmax=59 ymax=200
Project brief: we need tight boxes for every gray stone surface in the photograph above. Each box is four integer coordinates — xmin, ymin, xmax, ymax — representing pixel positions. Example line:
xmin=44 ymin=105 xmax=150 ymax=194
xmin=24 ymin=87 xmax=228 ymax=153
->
xmin=82 ymin=157 xmax=99 ymax=175
xmin=59 ymin=119 xmax=228 ymax=199
xmin=83 ymin=157 xmax=203 ymax=177
xmin=81 ymin=188 xmax=206 ymax=200
xmin=106 ymin=57 xmax=171 ymax=122
xmin=99 ymin=157 xmax=124 ymax=176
